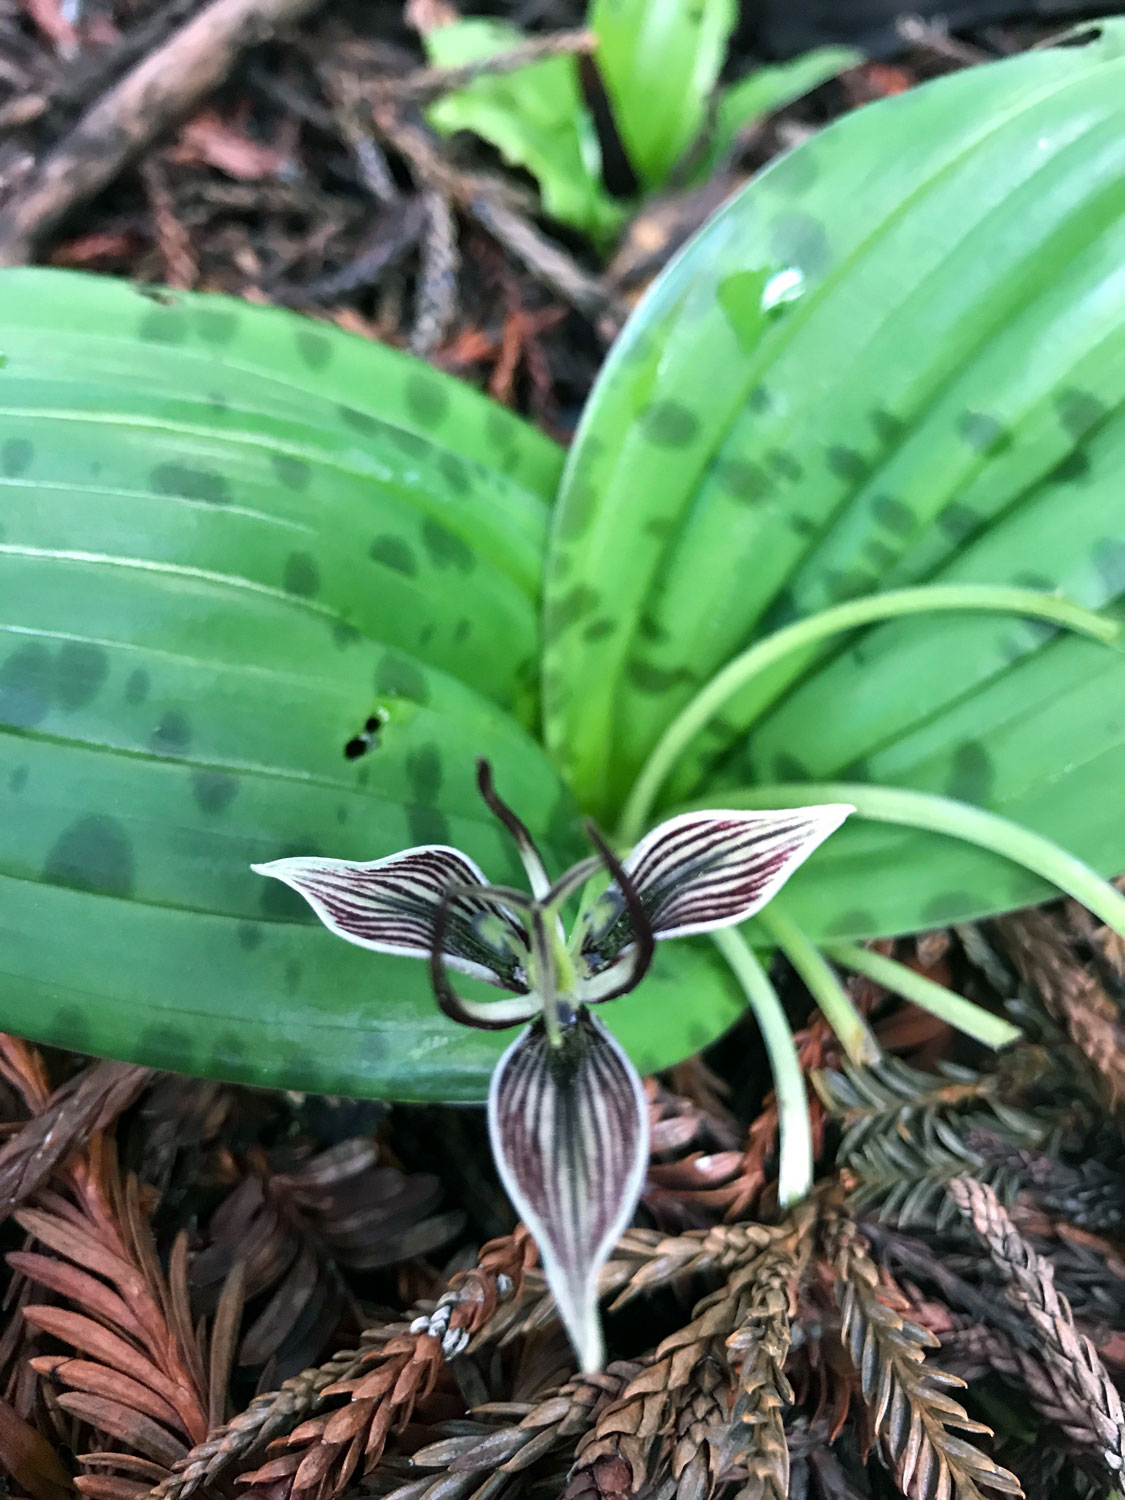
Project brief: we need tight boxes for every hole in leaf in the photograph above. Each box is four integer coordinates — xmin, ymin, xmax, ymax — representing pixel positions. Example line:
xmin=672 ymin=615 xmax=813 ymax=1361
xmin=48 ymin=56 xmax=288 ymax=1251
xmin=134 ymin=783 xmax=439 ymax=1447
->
xmin=344 ymin=711 xmax=387 ymax=761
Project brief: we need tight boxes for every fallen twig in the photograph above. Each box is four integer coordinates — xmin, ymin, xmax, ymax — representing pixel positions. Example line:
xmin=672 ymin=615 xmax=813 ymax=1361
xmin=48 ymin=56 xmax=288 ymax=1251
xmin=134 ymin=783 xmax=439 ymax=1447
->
xmin=389 ymin=28 xmax=595 ymax=104
xmin=0 ymin=0 xmax=331 ymax=265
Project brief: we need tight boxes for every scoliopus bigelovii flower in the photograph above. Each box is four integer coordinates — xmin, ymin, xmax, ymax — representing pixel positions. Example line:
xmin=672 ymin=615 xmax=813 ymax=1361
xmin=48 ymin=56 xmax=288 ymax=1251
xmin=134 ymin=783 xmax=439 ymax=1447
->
xmin=253 ymin=762 xmax=850 ymax=1371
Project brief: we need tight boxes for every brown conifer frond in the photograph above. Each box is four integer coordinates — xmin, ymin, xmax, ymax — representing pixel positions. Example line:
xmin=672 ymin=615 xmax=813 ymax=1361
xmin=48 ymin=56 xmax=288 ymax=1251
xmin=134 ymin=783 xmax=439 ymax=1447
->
xmin=191 ymin=1139 xmax=461 ymax=1373
xmin=948 ymin=1174 xmax=1125 ymax=1477
xmin=601 ymin=1223 xmax=785 ymax=1311
xmin=727 ymin=1207 xmax=814 ymax=1500
xmin=567 ymin=1217 xmax=811 ymax=1500
xmin=148 ymin=1342 xmax=371 ymax=1500
xmin=12 ymin=1134 xmax=243 ymax=1494
xmin=0 ymin=1392 xmax=73 ymax=1500
xmin=996 ymin=909 xmax=1125 ymax=1105
xmin=185 ymin=1230 xmax=533 ymax=1500
xmin=829 ymin=1216 xmax=1023 ymax=1499
xmin=0 ymin=1047 xmax=150 ymax=1222
xmin=383 ymin=1361 xmax=642 ymax=1500
xmin=941 ymin=1324 xmax=1113 ymax=1461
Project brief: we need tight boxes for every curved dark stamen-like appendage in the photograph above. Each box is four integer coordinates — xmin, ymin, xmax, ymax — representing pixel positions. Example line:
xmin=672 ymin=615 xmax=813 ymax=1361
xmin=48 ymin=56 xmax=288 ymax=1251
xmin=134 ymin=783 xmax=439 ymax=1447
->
xmin=477 ymin=759 xmax=548 ymax=872
xmin=582 ymin=821 xmax=655 ymax=1003
xmin=430 ymin=884 xmax=532 ymax=1030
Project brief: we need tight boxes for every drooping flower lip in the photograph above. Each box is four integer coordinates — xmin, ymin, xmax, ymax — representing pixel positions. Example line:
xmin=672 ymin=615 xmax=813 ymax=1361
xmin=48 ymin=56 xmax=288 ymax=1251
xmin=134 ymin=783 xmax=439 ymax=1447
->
xmin=487 ymin=1006 xmax=649 ymax=1374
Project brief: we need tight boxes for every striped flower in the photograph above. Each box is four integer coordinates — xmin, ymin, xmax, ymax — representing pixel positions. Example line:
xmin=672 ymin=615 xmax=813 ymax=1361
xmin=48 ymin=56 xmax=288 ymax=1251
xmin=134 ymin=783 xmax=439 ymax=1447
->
xmin=254 ymin=763 xmax=850 ymax=1371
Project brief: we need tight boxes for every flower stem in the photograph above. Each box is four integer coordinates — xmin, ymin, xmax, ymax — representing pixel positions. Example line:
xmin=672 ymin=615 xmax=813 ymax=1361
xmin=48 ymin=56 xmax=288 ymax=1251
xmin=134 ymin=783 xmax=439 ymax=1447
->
xmin=694 ymin=782 xmax=1125 ymax=939
xmin=758 ymin=907 xmax=880 ymax=1066
xmin=618 ymin=586 xmax=1117 ymax=843
xmin=826 ymin=940 xmax=1021 ymax=1049
xmin=710 ymin=927 xmax=813 ymax=1207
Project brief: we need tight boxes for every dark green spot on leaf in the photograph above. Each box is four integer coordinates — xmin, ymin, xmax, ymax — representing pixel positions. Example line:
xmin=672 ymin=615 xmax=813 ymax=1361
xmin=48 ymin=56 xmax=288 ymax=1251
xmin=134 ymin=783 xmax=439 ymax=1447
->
xmin=370 ymin=535 xmax=418 ymax=576
xmin=406 ymin=374 xmax=450 ymax=427
xmin=56 ymin=643 xmax=109 ymax=710
xmin=1 ymin=438 xmax=33 ymax=477
xmin=151 ymin=711 xmax=191 ymax=756
xmin=283 ymin=551 xmax=320 ymax=597
xmin=44 ymin=815 xmax=135 ymax=898
xmin=192 ymin=768 xmax=239 ymax=815
xmin=641 ymin=401 xmax=699 ymax=448
xmin=421 ymin=518 xmax=473 ymax=573
xmin=959 ymin=411 xmax=1010 ymax=455
xmin=151 ymin=464 xmax=231 ymax=506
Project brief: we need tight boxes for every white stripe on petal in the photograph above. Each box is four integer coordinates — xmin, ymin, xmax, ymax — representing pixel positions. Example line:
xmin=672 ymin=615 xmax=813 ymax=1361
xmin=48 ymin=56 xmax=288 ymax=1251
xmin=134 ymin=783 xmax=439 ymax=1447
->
xmin=252 ymin=846 xmax=528 ymax=988
xmin=487 ymin=1011 xmax=648 ymax=1372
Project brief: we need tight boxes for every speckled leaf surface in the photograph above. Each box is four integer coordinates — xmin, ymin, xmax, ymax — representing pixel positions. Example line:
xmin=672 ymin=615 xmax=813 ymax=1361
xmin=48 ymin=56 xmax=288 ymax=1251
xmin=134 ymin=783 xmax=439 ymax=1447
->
xmin=0 ymin=270 xmax=745 ymax=1098
xmin=544 ymin=23 xmax=1125 ymax=937
xmin=0 ymin=270 xmax=565 ymax=1098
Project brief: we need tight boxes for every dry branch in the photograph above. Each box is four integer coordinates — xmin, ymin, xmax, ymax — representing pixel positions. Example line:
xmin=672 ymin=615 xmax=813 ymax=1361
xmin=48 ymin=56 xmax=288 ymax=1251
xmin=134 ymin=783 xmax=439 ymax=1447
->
xmin=948 ymin=1174 xmax=1125 ymax=1477
xmin=829 ymin=1216 xmax=1022 ymax=1499
xmin=158 ymin=1230 xmax=534 ymax=1500
xmin=0 ymin=0 xmax=331 ymax=264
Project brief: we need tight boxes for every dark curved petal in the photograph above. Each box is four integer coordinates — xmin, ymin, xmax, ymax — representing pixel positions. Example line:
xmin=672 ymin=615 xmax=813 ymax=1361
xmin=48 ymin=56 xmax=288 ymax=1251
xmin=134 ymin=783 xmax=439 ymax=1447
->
xmin=252 ymin=846 xmax=528 ymax=989
xmin=579 ymin=805 xmax=853 ymax=967
xmin=487 ymin=1010 xmax=648 ymax=1372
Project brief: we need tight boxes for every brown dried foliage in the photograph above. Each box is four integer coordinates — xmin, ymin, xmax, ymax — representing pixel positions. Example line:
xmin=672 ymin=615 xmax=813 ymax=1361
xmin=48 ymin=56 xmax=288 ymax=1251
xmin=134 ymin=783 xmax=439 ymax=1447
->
xmin=566 ymin=1208 xmax=814 ymax=1500
xmin=232 ymin=1231 xmax=535 ymax=1499
xmin=192 ymin=1139 xmax=460 ymax=1372
xmin=0 ymin=1044 xmax=150 ymax=1223
xmin=997 ymin=909 xmax=1125 ymax=1105
xmin=829 ymin=1217 xmax=1022 ymax=1499
xmin=948 ymin=1174 xmax=1125 ymax=1477
xmin=14 ymin=1131 xmax=243 ymax=1500
xmin=727 ymin=1216 xmax=811 ymax=1500
xmin=384 ymin=1360 xmax=643 ymax=1500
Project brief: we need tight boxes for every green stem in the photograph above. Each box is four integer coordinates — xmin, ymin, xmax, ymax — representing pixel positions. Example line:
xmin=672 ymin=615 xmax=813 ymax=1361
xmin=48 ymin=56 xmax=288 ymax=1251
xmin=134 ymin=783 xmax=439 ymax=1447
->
xmin=711 ymin=927 xmax=812 ymax=1206
xmin=758 ymin=907 xmax=880 ymax=1066
xmin=618 ymin=585 xmax=1117 ymax=843
xmin=690 ymin=782 xmax=1125 ymax=940
xmin=826 ymin=940 xmax=1021 ymax=1050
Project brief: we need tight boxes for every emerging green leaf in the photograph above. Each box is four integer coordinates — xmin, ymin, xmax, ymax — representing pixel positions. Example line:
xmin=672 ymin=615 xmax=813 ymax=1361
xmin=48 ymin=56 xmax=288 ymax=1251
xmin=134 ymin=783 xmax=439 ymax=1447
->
xmin=423 ymin=18 xmax=622 ymax=240
xmin=590 ymin=0 xmax=736 ymax=187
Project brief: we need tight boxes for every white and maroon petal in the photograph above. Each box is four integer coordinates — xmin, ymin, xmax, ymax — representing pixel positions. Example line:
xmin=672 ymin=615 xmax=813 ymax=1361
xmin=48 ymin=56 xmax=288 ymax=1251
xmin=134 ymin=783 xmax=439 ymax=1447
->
xmin=488 ymin=1011 xmax=648 ymax=1372
xmin=624 ymin=806 xmax=853 ymax=937
xmin=579 ymin=806 xmax=852 ymax=964
xmin=252 ymin=846 xmax=528 ymax=988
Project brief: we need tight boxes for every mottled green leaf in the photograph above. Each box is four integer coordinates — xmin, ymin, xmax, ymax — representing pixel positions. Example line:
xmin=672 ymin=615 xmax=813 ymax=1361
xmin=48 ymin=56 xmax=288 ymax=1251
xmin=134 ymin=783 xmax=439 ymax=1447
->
xmin=0 ymin=269 xmax=743 ymax=1099
xmin=544 ymin=23 xmax=1125 ymax=938
xmin=590 ymin=0 xmax=736 ymax=187
xmin=423 ymin=19 xmax=621 ymax=240
xmin=0 ymin=270 xmax=567 ymax=1098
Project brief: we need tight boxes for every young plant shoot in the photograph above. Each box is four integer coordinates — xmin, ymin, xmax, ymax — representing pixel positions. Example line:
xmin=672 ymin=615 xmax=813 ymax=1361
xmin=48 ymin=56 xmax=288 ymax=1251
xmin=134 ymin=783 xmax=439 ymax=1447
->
xmin=254 ymin=761 xmax=850 ymax=1370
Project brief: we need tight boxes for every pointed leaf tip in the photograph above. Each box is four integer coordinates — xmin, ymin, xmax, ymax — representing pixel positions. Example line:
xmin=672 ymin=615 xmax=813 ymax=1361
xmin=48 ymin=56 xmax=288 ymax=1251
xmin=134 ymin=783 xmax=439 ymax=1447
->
xmin=487 ymin=1011 xmax=649 ymax=1371
xmin=251 ymin=848 xmax=528 ymax=988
